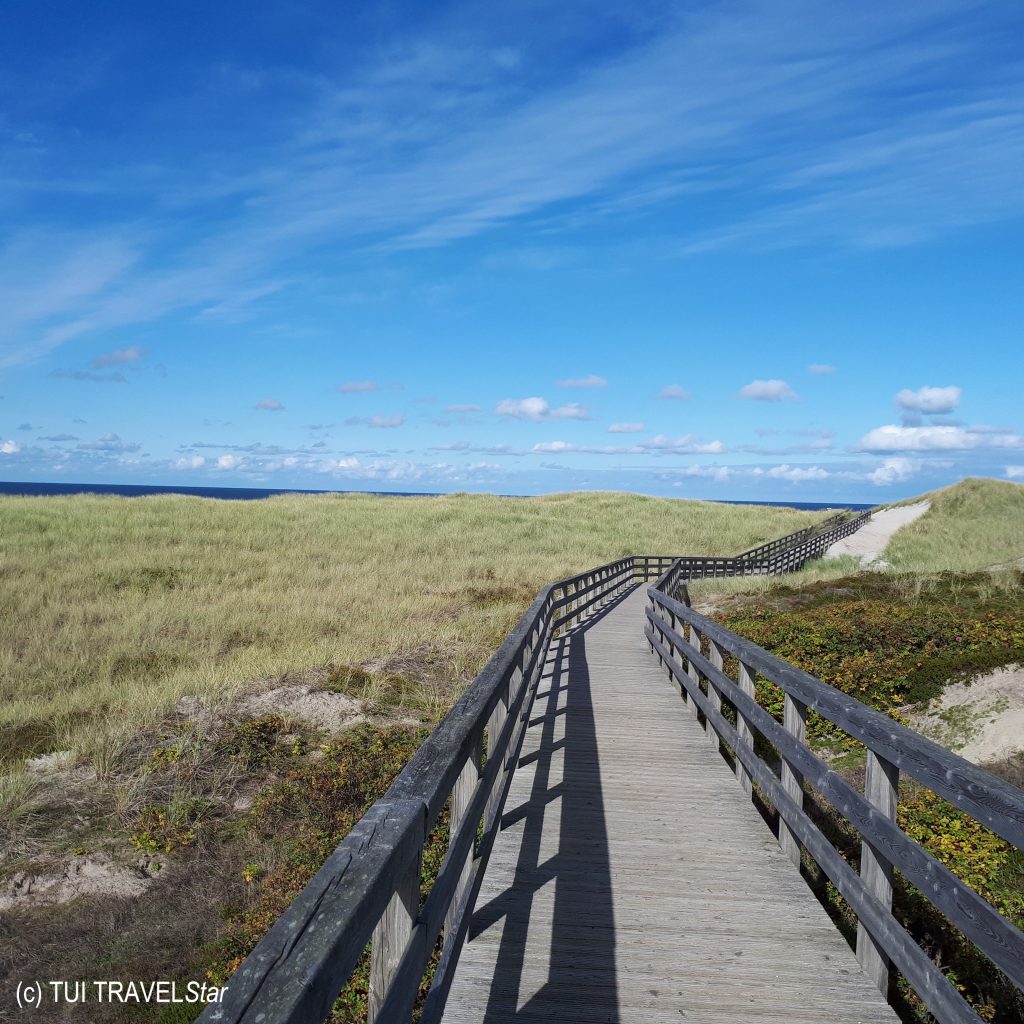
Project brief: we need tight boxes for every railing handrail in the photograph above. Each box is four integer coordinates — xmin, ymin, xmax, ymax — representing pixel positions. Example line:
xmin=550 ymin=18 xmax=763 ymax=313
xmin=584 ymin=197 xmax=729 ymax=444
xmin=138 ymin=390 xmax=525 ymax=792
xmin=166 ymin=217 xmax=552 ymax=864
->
xmin=646 ymin=563 xmax=1024 ymax=1024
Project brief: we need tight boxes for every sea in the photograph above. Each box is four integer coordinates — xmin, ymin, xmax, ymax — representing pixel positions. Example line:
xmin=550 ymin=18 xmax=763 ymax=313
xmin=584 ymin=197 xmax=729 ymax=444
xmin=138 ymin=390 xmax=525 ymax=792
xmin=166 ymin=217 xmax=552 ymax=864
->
xmin=0 ymin=480 xmax=873 ymax=511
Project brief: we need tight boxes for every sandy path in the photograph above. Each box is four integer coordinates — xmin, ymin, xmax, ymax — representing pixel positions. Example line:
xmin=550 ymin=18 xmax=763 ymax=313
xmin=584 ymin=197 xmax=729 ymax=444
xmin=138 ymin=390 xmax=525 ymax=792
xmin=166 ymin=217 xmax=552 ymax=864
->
xmin=825 ymin=500 xmax=930 ymax=566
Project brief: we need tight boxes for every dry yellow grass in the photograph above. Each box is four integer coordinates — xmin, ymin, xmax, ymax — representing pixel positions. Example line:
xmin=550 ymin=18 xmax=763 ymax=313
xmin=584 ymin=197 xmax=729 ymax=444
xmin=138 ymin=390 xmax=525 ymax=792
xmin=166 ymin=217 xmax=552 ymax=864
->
xmin=0 ymin=490 xmax=827 ymax=766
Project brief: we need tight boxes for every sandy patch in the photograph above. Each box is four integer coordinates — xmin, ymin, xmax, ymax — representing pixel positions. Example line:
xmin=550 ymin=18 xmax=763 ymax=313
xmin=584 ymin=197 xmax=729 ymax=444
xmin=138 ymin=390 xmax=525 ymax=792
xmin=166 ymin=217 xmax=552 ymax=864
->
xmin=1 ymin=853 xmax=170 ymax=911
xmin=234 ymin=684 xmax=368 ymax=734
xmin=905 ymin=664 xmax=1024 ymax=763
xmin=825 ymin=500 xmax=930 ymax=568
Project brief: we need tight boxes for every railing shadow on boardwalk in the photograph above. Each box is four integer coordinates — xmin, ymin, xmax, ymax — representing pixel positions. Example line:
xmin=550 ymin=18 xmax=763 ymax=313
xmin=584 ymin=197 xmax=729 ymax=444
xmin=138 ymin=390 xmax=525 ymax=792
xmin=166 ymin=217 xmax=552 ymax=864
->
xmin=467 ymin=601 xmax=627 ymax=1022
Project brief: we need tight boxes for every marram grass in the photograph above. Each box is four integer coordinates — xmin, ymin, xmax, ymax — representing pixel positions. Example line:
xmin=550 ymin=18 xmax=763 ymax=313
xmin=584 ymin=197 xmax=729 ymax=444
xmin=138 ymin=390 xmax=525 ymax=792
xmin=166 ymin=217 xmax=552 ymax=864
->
xmin=0 ymin=490 xmax=827 ymax=765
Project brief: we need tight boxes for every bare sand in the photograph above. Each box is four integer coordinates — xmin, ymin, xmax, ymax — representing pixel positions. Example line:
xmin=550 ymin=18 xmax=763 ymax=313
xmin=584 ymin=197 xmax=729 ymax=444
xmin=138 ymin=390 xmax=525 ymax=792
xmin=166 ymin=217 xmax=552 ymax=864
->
xmin=825 ymin=500 xmax=930 ymax=567
xmin=905 ymin=664 xmax=1024 ymax=764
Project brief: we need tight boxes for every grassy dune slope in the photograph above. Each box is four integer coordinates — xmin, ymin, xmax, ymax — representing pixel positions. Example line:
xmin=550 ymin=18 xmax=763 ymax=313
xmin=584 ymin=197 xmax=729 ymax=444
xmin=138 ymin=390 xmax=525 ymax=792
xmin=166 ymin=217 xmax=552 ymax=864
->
xmin=883 ymin=477 xmax=1024 ymax=573
xmin=0 ymin=490 xmax=825 ymax=764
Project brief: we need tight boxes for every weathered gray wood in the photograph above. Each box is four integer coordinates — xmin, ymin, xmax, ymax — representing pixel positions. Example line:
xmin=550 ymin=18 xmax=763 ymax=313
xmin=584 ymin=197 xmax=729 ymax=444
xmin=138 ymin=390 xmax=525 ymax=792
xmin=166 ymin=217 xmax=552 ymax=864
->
xmin=645 ymin=624 xmax=979 ymax=1024
xmin=707 ymin=637 xmax=724 ymax=750
xmin=445 ymin=588 xmax=897 ymax=1024
xmin=858 ymin=752 xmax=900 ymax=995
xmin=446 ymin=735 xmax=483 ymax=948
xmin=780 ymin=694 xmax=808 ymax=869
xmin=647 ymin=604 xmax=1024 ymax=991
xmin=736 ymin=659 xmax=756 ymax=797
xmin=651 ymin=589 xmax=1024 ymax=851
xmin=369 ymin=846 xmax=421 ymax=1022
xmin=485 ymin=681 xmax=509 ymax=830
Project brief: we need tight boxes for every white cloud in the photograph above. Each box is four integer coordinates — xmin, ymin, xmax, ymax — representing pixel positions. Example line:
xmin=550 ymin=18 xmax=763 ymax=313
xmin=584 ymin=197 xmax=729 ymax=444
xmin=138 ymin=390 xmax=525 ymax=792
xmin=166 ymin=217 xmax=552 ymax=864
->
xmin=344 ymin=415 xmax=406 ymax=428
xmin=445 ymin=404 xmax=480 ymax=414
xmin=557 ymin=374 xmax=608 ymax=388
xmin=608 ymin=422 xmax=645 ymax=433
xmin=1006 ymin=466 xmax=1024 ymax=480
xmin=808 ymin=363 xmax=836 ymax=374
xmin=174 ymin=455 xmax=206 ymax=470
xmin=338 ymin=380 xmax=379 ymax=393
xmin=895 ymin=385 xmax=961 ymax=414
xmin=857 ymin=424 xmax=1022 ymax=452
xmin=739 ymin=379 xmax=798 ymax=401
xmin=216 ymin=454 xmax=242 ymax=470
xmin=495 ymin=397 xmax=589 ymax=421
xmin=867 ymin=457 xmax=917 ymax=485
xmin=256 ymin=398 xmax=285 ymax=411
xmin=644 ymin=434 xmax=725 ymax=454
xmin=0 ymin=440 xmax=19 ymax=454
xmin=766 ymin=464 xmax=830 ymax=482
xmin=658 ymin=384 xmax=691 ymax=400
xmin=91 ymin=345 xmax=145 ymax=368
xmin=77 ymin=432 xmax=141 ymax=453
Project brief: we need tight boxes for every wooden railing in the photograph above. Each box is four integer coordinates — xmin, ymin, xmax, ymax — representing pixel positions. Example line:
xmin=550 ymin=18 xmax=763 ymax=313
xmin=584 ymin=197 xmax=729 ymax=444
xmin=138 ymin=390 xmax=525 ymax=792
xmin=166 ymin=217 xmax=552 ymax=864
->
xmin=199 ymin=558 xmax=638 ymax=1024
xmin=645 ymin=568 xmax=1024 ymax=1024
xmin=200 ymin=510 xmax=877 ymax=1024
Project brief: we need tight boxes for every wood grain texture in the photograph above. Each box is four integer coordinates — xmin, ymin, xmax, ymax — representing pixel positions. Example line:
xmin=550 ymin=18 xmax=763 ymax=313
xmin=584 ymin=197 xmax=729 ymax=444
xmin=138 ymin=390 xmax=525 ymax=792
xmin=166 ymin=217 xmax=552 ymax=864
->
xmin=442 ymin=587 xmax=898 ymax=1024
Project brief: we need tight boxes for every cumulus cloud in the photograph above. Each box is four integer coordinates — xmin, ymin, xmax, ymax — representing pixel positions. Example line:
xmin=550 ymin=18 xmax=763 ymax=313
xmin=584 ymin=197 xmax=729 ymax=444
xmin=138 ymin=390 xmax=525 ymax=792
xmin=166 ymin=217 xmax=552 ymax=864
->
xmin=608 ymin=422 xmax=645 ymax=433
xmin=895 ymin=385 xmax=961 ymax=414
xmin=808 ymin=364 xmax=836 ymax=374
xmin=445 ymin=404 xmax=480 ymax=414
xmin=256 ymin=398 xmax=285 ymax=411
xmin=344 ymin=415 xmax=406 ymax=428
xmin=557 ymin=374 xmax=608 ymax=388
xmin=658 ymin=384 xmax=691 ymax=400
xmin=1006 ymin=466 xmax=1024 ymax=480
xmin=0 ymin=440 xmax=19 ymax=454
xmin=338 ymin=380 xmax=379 ymax=393
xmin=766 ymin=464 xmax=830 ymax=482
xmin=495 ymin=397 xmax=589 ymax=421
xmin=739 ymin=379 xmax=797 ymax=401
xmin=216 ymin=454 xmax=242 ymax=469
xmin=670 ymin=464 xmax=733 ymax=482
xmin=174 ymin=455 xmax=206 ymax=470
xmin=867 ymin=457 xmax=917 ymax=485
xmin=77 ymin=432 xmax=141 ymax=453
xmin=857 ymin=424 xmax=1022 ymax=452
xmin=91 ymin=345 xmax=144 ymax=368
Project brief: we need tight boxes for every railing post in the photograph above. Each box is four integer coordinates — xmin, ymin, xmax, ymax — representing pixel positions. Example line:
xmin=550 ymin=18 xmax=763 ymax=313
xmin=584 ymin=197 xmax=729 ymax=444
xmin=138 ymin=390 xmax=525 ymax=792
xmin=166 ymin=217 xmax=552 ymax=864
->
xmin=779 ymin=694 xmax=808 ymax=869
xmin=485 ymin=677 xmax=510 ymax=830
xmin=706 ymin=638 xmax=724 ymax=749
xmin=368 ymin=846 xmax=421 ymax=1023
xmin=445 ymin=731 xmax=483 ymax=951
xmin=735 ymin=660 xmax=756 ymax=796
xmin=857 ymin=750 xmax=899 ymax=995
xmin=686 ymin=624 xmax=704 ymax=727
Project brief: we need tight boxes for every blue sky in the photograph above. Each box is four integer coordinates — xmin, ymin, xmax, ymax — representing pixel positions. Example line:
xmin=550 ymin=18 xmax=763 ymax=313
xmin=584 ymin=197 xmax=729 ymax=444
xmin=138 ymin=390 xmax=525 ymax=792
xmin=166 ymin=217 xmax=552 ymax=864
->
xmin=1 ymin=0 xmax=1022 ymax=501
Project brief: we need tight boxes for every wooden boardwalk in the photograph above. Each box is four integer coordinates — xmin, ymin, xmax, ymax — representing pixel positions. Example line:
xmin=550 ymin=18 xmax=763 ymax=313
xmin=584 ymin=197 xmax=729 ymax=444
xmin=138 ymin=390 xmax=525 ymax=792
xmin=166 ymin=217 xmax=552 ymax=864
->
xmin=442 ymin=585 xmax=899 ymax=1024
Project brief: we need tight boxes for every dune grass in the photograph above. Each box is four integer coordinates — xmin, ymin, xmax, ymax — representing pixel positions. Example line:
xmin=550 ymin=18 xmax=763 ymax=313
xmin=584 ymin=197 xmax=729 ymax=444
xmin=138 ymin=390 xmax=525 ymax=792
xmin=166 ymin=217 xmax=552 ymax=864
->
xmin=882 ymin=477 xmax=1024 ymax=573
xmin=0 ymin=490 xmax=827 ymax=767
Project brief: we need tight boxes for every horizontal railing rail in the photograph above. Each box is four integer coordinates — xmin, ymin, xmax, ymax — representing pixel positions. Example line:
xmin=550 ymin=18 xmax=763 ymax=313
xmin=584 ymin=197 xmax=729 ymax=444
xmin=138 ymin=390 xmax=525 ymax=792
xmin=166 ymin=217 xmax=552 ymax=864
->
xmin=645 ymin=568 xmax=1024 ymax=1024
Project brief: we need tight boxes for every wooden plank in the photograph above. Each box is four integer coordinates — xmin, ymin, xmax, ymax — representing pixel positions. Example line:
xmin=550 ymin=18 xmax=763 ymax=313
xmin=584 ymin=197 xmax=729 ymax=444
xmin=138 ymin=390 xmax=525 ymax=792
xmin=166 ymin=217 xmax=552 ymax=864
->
xmin=368 ymin=847 xmax=421 ymax=1022
xmin=735 ymin=659 xmax=756 ymax=797
xmin=779 ymin=694 xmax=808 ymax=869
xmin=857 ymin=752 xmax=900 ymax=995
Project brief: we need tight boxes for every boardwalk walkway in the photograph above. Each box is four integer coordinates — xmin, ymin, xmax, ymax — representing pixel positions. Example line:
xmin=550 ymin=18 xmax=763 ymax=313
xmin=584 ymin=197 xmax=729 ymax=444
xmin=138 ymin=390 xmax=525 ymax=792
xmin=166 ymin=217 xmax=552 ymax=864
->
xmin=442 ymin=585 xmax=899 ymax=1024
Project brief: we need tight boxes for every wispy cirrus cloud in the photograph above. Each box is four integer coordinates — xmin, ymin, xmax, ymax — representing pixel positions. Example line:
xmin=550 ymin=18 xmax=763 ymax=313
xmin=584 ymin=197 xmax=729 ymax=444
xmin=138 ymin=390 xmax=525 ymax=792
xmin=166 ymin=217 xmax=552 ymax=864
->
xmin=344 ymin=415 xmax=406 ymax=428
xmin=658 ymin=384 xmax=691 ymax=400
xmin=256 ymin=398 xmax=285 ymax=411
xmin=557 ymin=374 xmax=607 ymax=388
xmin=91 ymin=345 xmax=144 ymax=368
xmin=608 ymin=422 xmax=645 ymax=433
xmin=808 ymin=363 xmax=835 ymax=374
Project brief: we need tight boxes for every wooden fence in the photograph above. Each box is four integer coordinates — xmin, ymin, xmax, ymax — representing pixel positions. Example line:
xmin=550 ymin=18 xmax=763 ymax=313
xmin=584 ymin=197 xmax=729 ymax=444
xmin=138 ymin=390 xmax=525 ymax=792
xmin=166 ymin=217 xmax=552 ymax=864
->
xmin=201 ymin=506 xmax=980 ymax=1024
xmin=645 ymin=566 xmax=1024 ymax=1024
